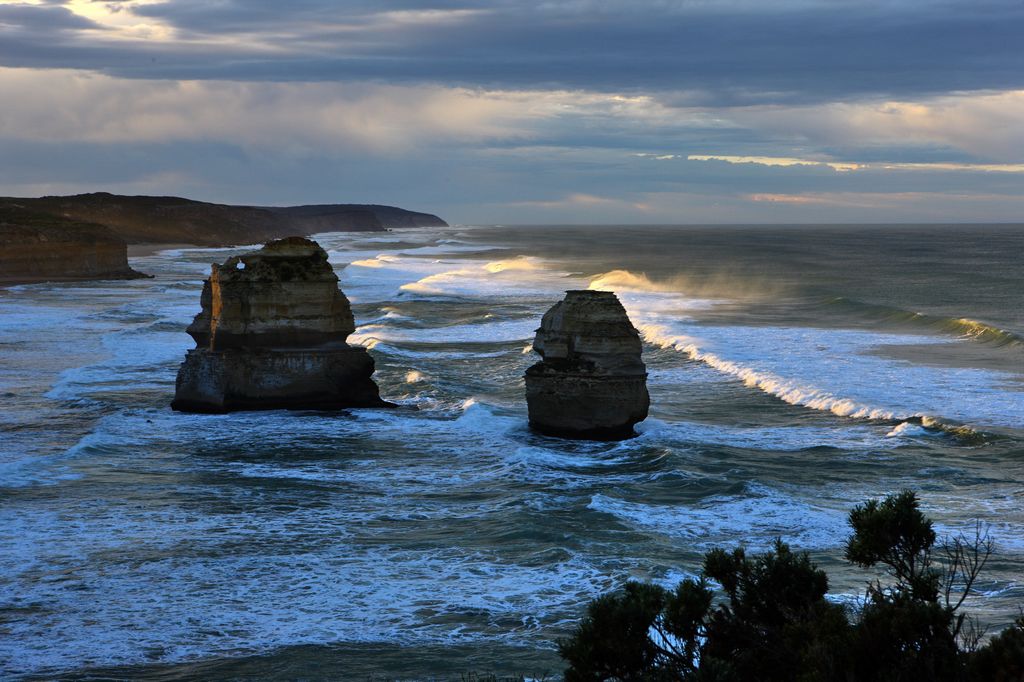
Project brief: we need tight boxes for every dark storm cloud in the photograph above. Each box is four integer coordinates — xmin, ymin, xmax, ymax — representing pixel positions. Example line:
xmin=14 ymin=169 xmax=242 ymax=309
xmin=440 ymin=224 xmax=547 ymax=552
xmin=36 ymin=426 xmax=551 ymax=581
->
xmin=2 ymin=1 xmax=1023 ymax=103
xmin=2 ymin=0 xmax=1023 ymax=222
xmin=132 ymin=0 xmax=481 ymax=32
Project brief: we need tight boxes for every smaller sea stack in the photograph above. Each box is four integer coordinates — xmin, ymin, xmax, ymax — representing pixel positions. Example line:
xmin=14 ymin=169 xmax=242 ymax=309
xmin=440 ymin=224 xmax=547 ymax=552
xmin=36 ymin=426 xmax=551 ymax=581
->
xmin=171 ymin=237 xmax=389 ymax=412
xmin=525 ymin=290 xmax=650 ymax=439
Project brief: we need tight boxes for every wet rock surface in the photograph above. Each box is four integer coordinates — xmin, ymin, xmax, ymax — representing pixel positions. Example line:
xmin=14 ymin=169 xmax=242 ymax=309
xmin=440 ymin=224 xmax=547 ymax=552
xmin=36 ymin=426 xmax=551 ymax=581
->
xmin=525 ymin=290 xmax=650 ymax=439
xmin=171 ymin=237 xmax=388 ymax=412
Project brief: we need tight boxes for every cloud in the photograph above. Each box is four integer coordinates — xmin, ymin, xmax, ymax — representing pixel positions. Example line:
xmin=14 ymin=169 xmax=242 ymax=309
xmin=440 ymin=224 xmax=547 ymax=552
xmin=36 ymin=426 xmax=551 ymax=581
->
xmin=725 ymin=90 xmax=1024 ymax=162
xmin=1 ymin=0 xmax=1022 ymax=228
xmin=691 ymin=155 xmax=861 ymax=172
xmin=691 ymin=155 xmax=1024 ymax=174
xmin=0 ymin=68 xmax=749 ymax=157
xmin=0 ymin=0 xmax=1022 ymax=104
xmin=636 ymin=153 xmax=682 ymax=161
xmin=749 ymin=193 xmax=833 ymax=205
xmin=747 ymin=190 xmax=1024 ymax=210
xmin=0 ymin=2 xmax=100 ymax=31
xmin=0 ymin=67 xmax=557 ymax=152
xmin=508 ymin=192 xmax=652 ymax=212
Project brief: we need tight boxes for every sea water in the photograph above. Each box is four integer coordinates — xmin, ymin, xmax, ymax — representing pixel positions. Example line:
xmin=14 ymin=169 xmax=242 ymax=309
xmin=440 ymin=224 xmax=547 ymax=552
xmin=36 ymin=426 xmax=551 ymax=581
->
xmin=1 ymin=224 xmax=1022 ymax=679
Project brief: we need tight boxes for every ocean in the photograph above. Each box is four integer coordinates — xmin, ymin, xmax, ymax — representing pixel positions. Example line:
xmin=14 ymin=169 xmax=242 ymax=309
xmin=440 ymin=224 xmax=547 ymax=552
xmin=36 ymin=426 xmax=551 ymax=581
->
xmin=1 ymin=224 xmax=1022 ymax=679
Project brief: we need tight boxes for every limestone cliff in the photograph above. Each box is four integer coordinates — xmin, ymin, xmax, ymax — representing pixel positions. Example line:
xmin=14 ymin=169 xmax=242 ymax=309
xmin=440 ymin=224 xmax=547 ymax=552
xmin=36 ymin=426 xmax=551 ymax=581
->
xmin=171 ymin=237 xmax=389 ymax=412
xmin=525 ymin=290 xmax=649 ymax=439
xmin=0 ymin=205 xmax=149 ymax=283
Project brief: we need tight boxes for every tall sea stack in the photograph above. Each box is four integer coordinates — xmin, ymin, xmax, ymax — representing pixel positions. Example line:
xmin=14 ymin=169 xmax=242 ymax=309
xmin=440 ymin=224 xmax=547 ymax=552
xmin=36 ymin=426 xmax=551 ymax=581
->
xmin=524 ymin=290 xmax=649 ymax=439
xmin=171 ymin=237 xmax=388 ymax=412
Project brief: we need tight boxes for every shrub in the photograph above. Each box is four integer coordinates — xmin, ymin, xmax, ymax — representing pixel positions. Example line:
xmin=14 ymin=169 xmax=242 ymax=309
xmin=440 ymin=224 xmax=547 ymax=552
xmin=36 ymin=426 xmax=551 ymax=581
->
xmin=968 ymin=617 xmax=1024 ymax=682
xmin=559 ymin=491 xmax=1021 ymax=681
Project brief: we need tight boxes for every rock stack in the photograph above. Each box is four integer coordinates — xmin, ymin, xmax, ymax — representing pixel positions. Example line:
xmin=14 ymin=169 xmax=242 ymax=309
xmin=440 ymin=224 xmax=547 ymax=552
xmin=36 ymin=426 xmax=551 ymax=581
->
xmin=524 ymin=290 xmax=649 ymax=439
xmin=171 ymin=237 xmax=389 ymax=412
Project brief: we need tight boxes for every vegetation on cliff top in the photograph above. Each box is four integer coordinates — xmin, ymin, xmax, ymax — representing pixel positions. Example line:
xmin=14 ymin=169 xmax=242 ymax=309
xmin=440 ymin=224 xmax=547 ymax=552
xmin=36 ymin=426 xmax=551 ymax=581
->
xmin=559 ymin=490 xmax=1024 ymax=681
xmin=0 ymin=192 xmax=447 ymax=246
xmin=0 ymin=203 xmax=124 ymax=245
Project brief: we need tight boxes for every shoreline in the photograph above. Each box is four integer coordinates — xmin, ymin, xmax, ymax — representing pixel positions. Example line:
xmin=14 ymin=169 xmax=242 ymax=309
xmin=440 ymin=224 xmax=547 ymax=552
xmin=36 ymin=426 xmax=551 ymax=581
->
xmin=127 ymin=242 xmax=200 ymax=257
xmin=0 ymin=270 xmax=151 ymax=287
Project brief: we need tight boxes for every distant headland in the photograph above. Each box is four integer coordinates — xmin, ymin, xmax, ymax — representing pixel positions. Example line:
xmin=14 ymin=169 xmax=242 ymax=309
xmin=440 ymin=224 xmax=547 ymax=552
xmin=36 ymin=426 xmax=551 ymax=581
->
xmin=0 ymin=192 xmax=447 ymax=284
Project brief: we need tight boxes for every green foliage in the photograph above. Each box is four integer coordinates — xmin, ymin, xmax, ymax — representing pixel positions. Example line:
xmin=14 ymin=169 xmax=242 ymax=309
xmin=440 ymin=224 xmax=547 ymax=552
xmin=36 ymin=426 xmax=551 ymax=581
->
xmin=968 ymin=617 xmax=1024 ymax=682
xmin=700 ymin=540 xmax=850 ymax=681
xmin=559 ymin=490 xmax=1023 ymax=681
xmin=560 ymin=541 xmax=849 ymax=681
xmin=850 ymin=591 xmax=960 ymax=681
xmin=845 ymin=489 xmax=940 ymax=600
xmin=559 ymin=581 xmax=675 ymax=681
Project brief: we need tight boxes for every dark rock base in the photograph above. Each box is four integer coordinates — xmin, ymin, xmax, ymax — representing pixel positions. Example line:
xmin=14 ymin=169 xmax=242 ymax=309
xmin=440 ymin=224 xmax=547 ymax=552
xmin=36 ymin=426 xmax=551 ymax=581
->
xmin=171 ymin=346 xmax=392 ymax=413
xmin=524 ymin=371 xmax=650 ymax=441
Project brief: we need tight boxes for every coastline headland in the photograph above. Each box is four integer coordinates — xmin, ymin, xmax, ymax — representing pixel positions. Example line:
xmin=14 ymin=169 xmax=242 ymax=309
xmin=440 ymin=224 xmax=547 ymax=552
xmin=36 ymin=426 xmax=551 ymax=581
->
xmin=0 ymin=192 xmax=447 ymax=284
xmin=0 ymin=204 xmax=149 ymax=284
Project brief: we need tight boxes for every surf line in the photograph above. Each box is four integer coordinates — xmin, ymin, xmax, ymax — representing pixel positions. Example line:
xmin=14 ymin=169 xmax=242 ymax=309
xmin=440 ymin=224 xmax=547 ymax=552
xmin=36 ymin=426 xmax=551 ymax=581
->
xmin=822 ymin=297 xmax=1024 ymax=349
xmin=633 ymin=322 xmax=985 ymax=441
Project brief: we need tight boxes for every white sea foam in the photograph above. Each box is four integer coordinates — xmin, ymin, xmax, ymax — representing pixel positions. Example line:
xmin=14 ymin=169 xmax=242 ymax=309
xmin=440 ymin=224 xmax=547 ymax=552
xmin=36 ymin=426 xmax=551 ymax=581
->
xmin=634 ymin=320 xmax=1023 ymax=431
xmin=45 ymin=330 xmax=189 ymax=400
xmin=638 ymin=322 xmax=905 ymax=420
xmin=0 ymin=537 xmax=607 ymax=673
xmin=589 ymin=269 xmax=723 ymax=312
xmin=0 ymin=452 xmax=83 ymax=488
xmin=585 ymin=268 xmax=1024 ymax=432
xmin=400 ymin=244 xmax=504 ymax=255
xmin=3 ymin=227 xmax=1023 ymax=676
xmin=639 ymin=418 xmax=913 ymax=451
xmin=588 ymin=486 xmax=850 ymax=551
xmin=334 ymin=250 xmax=542 ymax=304
xmin=351 ymin=318 xmax=536 ymax=346
xmin=886 ymin=421 xmax=935 ymax=438
xmin=399 ymin=257 xmax=571 ymax=298
xmin=349 ymin=254 xmax=404 ymax=268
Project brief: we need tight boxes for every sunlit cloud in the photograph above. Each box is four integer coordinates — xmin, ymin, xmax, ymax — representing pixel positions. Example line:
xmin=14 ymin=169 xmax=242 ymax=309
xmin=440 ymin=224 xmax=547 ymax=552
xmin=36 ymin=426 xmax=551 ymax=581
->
xmin=636 ymin=153 xmax=682 ymax=160
xmin=0 ymin=68 xmax=736 ymax=156
xmin=727 ymin=91 xmax=1024 ymax=162
xmin=690 ymin=155 xmax=862 ymax=172
xmin=748 ymin=191 xmax=1024 ymax=208
xmin=0 ymin=68 xmax=557 ymax=152
xmin=692 ymin=155 xmax=1024 ymax=173
xmin=373 ymin=9 xmax=491 ymax=26
xmin=874 ymin=162 xmax=1024 ymax=173
xmin=748 ymin=193 xmax=834 ymax=205
xmin=0 ymin=0 xmax=1021 ymax=224
xmin=507 ymin=193 xmax=652 ymax=212
xmin=0 ymin=0 xmax=178 ymax=40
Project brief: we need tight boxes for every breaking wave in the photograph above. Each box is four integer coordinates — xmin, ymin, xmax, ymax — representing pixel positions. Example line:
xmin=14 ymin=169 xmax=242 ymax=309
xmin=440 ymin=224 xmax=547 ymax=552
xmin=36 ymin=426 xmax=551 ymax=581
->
xmin=588 ymin=269 xmax=667 ymax=292
xmin=636 ymin=322 xmax=988 ymax=441
xmin=638 ymin=322 xmax=902 ymax=420
xmin=823 ymin=297 xmax=1023 ymax=348
xmin=399 ymin=257 xmax=569 ymax=297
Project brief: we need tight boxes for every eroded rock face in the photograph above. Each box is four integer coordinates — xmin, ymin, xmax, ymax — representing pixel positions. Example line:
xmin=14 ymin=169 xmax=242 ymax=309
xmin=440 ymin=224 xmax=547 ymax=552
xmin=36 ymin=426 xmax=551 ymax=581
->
xmin=0 ymin=205 xmax=149 ymax=284
xmin=525 ymin=290 xmax=650 ymax=439
xmin=171 ymin=237 xmax=388 ymax=412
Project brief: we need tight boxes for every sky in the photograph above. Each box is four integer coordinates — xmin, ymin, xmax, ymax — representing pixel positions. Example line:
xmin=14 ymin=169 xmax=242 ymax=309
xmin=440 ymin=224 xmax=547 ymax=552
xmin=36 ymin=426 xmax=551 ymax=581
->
xmin=1 ymin=0 xmax=1023 ymax=224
